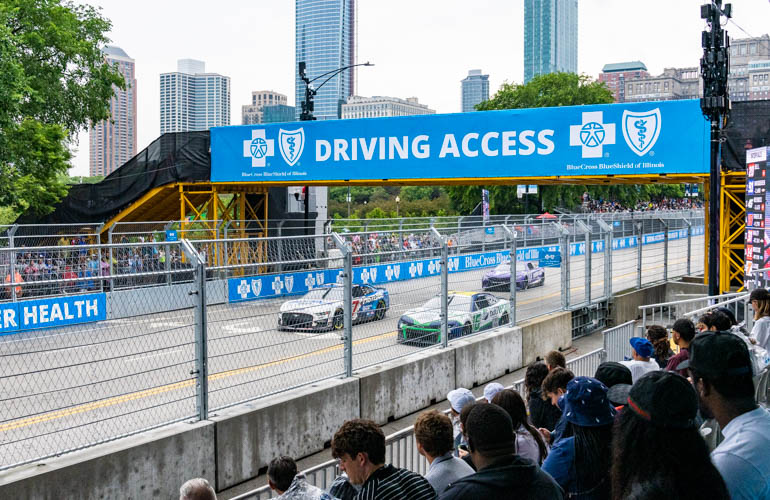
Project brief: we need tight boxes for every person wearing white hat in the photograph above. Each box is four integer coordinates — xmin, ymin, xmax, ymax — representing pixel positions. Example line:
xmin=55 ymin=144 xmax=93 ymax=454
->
xmin=483 ymin=382 xmax=504 ymax=403
xmin=447 ymin=388 xmax=476 ymax=452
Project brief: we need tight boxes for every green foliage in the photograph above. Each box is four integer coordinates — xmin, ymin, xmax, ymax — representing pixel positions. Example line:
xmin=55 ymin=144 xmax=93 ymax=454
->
xmin=0 ymin=0 xmax=124 ymax=214
xmin=68 ymin=174 xmax=104 ymax=184
xmin=0 ymin=206 xmax=20 ymax=226
xmin=476 ymin=72 xmax=614 ymax=111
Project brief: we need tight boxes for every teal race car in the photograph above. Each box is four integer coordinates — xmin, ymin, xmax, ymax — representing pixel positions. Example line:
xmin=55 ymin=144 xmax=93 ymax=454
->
xmin=396 ymin=291 xmax=511 ymax=346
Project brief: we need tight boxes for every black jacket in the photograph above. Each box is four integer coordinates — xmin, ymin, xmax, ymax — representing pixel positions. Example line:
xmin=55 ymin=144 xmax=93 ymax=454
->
xmin=438 ymin=455 xmax=564 ymax=500
xmin=528 ymin=389 xmax=561 ymax=431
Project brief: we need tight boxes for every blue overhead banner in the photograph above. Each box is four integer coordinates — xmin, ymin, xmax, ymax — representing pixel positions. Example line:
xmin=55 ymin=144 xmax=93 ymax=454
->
xmin=211 ymin=100 xmax=709 ymax=183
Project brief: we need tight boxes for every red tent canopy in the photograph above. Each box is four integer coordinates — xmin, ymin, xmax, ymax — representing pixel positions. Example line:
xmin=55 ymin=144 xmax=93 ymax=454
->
xmin=535 ymin=212 xmax=558 ymax=220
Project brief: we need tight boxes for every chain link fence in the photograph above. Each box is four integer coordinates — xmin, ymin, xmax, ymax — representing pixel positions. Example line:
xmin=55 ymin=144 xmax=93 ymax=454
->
xmin=0 ymin=210 xmax=706 ymax=470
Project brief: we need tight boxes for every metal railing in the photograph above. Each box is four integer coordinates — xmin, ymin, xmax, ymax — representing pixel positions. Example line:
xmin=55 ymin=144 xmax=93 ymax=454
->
xmin=0 ymin=211 xmax=705 ymax=471
xmin=638 ymin=292 xmax=746 ymax=333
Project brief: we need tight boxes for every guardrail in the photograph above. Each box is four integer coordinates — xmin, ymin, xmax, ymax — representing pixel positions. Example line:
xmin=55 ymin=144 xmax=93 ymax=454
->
xmin=638 ymin=292 xmax=746 ymax=333
xmin=233 ymin=347 xmax=608 ymax=500
xmin=0 ymin=212 xmax=705 ymax=471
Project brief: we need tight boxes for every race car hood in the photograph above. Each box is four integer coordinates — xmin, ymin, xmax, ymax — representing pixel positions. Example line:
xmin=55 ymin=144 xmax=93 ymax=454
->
xmin=280 ymin=299 xmax=336 ymax=315
xmin=401 ymin=307 xmax=466 ymax=325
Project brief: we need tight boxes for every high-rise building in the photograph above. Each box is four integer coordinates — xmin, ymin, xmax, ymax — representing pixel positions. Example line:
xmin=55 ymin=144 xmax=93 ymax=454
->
xmin=461 ymin=69 xmax=490 ymax=112
xmin=88 ymin=45 xmax=136 ymax=176
xmin=523 ymin=0 xmax=578 ymax=83
xmin=341 ymin=96 xmax=435 ymax=119
xmin=624 ymin=67 xmax=700 ymax=102
xmin=598 ymin=62 xmax=649 ymax=102
xmin=295 ymin=0 xmax=355 ymax=120
xmin=159 ymin=59 xmax=230 ymax=134
xmin=262 ymin=105 xmax=296 ymax=124
xmin=242 ymin=91 xmax=290 ymax=124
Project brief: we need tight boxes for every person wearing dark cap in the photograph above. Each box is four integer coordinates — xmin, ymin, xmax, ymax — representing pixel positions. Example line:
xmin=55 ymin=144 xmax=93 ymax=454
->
xmin=678 ymin=331 xmax=770 ymax=500
xmin=438 ymin=404 xmax=563 ymax=499
xmin=610 ymin=371 xmax=730 ymax=500
xmin=541 ymin=377 xmax=616 ymax=500
xmin=750 ymin=288 xmax=770 ymax=350
xmin=594 ymin=362 xmax=633 ymax=411
xmin=619 ymin=338 xmax=659 ymax=383
xmin=665 ymin=318 xmax=696 ymax=377
xmin=525 ymin=361 xmax=562 ymax=432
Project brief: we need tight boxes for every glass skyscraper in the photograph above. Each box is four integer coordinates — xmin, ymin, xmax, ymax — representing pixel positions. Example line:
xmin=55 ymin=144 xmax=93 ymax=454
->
xmin=295 ymin=0 xmax=356 ymax=120
xmin=160 ymin=59 xmax=230 ymax=134
xmin=461 ymin=69 xmax=490 ymax=112
xmin=523 ymin=0 xmax=578 ymax=83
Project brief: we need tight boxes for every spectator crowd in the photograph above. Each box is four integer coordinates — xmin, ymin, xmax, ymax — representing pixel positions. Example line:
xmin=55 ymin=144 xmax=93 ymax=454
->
xmin=180 ymin=289 xmax=770 ymax=500
xmin=581 ymin=195 xmax=703 ymax=214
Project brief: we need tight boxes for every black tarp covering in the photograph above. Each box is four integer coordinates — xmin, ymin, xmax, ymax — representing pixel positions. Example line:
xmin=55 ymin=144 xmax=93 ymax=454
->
xmin=15 ymin=131 xmax=211 ymax=227
xmin=722 ymin=99 xmax=770 ymax=171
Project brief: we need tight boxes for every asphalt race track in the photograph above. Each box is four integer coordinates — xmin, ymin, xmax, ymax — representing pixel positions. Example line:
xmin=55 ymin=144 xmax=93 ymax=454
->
xmin=0 ymin=236 xmax=704 ymax=468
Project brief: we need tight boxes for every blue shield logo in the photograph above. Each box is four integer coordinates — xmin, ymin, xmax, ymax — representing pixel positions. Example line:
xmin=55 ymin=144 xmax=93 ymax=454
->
xmin=279 ymin=128 xmax=305 ymax=167
xmin=622 ymin=109 xmax=661 ymax=157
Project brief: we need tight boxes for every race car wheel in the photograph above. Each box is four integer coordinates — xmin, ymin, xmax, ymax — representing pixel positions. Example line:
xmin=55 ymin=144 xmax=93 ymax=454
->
xmin=521 ymin=278 xmax=529 ymax=290
xmin=332 ymin=309 xmax=344 ymax=330
xmin=374 ymin=300 xmax=386 ymax=321
xmin=539 ymin=275 xmax=545 ymax=287
xmin=500 ymin=313 xmax=510 ymax=325
xmin=462 ymin=322 xmax=472 ymax=337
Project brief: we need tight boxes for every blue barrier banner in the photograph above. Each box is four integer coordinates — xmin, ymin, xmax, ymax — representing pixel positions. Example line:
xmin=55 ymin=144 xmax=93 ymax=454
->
xmin=0 ymin=293 xmax=107 ymax=335
xmin=211 ymin=100 xmax=709 ymax=183
xmin=226 ymin=226 xmax=705 ymax=303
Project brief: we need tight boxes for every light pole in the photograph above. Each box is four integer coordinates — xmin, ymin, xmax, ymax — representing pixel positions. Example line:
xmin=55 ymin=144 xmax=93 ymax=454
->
xmin=347 ymin=186 xmax=351 ymax=218
xmin=395 ymin=196 xmax=400 ymax=218
xmin=299 ymin=61 xmax=374 ymax=234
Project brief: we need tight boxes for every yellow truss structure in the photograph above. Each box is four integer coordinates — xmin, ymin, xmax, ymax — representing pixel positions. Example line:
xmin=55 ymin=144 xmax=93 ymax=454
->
xmin=719 ymin=171 xmax=746 ymax=293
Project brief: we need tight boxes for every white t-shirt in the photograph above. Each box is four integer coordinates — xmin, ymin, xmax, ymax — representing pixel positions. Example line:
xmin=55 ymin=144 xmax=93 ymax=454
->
xmin=751 ymin=316 xmax=770 ymax=351
xmin=620 ymin=358 xmax=660 ymax=383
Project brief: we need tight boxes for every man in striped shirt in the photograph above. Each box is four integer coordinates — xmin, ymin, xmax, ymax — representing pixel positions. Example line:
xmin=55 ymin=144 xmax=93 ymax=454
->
xmin=331 ymin=419 xmax=437 ymax=500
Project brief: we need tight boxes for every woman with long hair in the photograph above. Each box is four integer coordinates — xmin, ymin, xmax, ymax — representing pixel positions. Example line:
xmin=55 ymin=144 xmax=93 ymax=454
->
xmin=542 ymin=377 xmax=615 ymax=500
xmin=646 ymin=325 xmax=674 ymax=368
xmin=750 ymin=288 xmax=770 ymax=350
xmin=611 ymin=371 xmax=729 ymax=500
xmin=491 ymin=389 xmax=549 ymax=465
xmin=524 ymin=361 xmax=561 ymax=431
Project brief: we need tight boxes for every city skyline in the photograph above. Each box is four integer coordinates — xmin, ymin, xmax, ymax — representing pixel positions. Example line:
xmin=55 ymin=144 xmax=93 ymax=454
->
xmin=159 ymin=59 xmax=231 ymax=134
xmin=70 ymin=0 xmax=770 ymax=176
xmin=523 ymin=0 xmax=578 ymax=83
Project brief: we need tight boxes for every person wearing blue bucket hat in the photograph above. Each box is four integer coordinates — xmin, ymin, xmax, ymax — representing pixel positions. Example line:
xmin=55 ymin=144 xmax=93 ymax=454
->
xmin=620 ymin=337 xmax=660 ymax=383
xmin=542 ymin=377 xmax=615 ymax=500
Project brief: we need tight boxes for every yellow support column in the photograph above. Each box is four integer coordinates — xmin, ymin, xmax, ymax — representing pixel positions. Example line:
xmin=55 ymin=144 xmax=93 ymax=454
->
xmin=720 ymin=171 xmax=746 ymax=293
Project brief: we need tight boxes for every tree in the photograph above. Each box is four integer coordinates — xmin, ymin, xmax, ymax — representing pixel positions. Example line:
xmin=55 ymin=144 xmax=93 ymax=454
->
xmin=447 ymin=73 xmax=620 ymax=214
xmin=0 ymin=0 xmax=124 ymax=215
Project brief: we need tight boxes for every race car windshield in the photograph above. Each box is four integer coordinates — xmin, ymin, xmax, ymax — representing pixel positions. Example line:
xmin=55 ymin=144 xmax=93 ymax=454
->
xmin=423 ymin=294 xmax=472 ymax=311
xmin=303 ymin=287 xmax=343 ymax=301
xmin=494 ymin=261 xmax=525 ymax=272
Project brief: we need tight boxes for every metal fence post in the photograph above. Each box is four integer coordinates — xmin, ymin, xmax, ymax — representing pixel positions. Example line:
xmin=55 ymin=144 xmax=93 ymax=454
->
xmin=222 ymin=220 xmax=231 ymax=278
xmin=164 ymin=221 xmax=174 ymax=285
xmin=597 ymin=219 xmax=613 ymax=300
xmin=557 ymin=224 xmax=570 ymax=310
xmin=181 ymin=239 xmax=208 ymax=421
xmin=107 ymin=225 xmax=116 ymax=291
xmin=503 ymin=225 xmax=517 ymax=325
xmin=332 ymin=233 xmax=353 ymax=377
xmin=636 ymin=222 xmax=643 ymax=289
xmin=8 ymin=224 xmax=18 ymax=302
xmin=431 ymin=228 xmax=449 ymax=348
xmin=277 ymin=220 xmax=285 ymax=273
xmin=659 ymin=218 xmax=669 ymax=282
xmin=683 ymin=218 xmax=692 ymax=275
xmin=577 ymin=220 xmax=591 ymax=305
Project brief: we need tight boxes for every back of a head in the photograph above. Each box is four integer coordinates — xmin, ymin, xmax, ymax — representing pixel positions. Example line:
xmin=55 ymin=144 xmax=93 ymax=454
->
xmin=594 ymin=361 xmax=633 ymax=388
xmin=541 ymin=367 xmax=574 ymax=395
xmin=524 ymin=361 xmax=549 ymax=393
xmin=331 ymin=419 xmax=386 ymax=465
xmin=268 ymin=456 xmax=298 ymax=493
xmin=414 ymin=410 xmax=454 ymax=458
xmin=672 ymin=318 xmax=696 ymax=342
xmin=465 ymin=403 xmax=516 ymax=457
xmin=179 ymin=478 xmax=217 ymax=500
xmin=545 ymin=350 xmax=566 ymax=370
xmin=645 ymin=325 xmax=668 ymax=343
xmin=715 ymin=307 xmax=737 ymax=327
xmin=459 ymin=400 xmax=477 ymax=433
xmin=710 ymin=311 xmax=731 ymax=332
xmin=491 ymin=389 xmax=527 ymax=428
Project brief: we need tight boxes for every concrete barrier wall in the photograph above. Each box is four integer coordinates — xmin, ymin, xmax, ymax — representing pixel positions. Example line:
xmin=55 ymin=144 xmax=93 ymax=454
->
xmin=106 ymin=279 xmax=227 ymax=320
xmin=454 ymin=327 xmax=523 ymax=389
xmin=0 ymin=420 xmax=215 ymax=500
xmin=213 ymin=377 xmax=360 ymax=490
xmin=608 ymin=283 xmax=667 ymax=326
xmin=0 ymin=309 xmax=580 ymax=497
xmin=357 ymin=348 xmax=456 ymax=425
xmin=519 ymin=311 xmax=573 ymax=366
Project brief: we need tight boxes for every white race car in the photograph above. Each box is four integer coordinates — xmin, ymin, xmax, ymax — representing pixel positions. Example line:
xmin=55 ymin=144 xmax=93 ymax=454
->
xmin=278 ymin=284 xmax=390 ymax=332
xmin=396 ymin=291 xmax=511 ymax=345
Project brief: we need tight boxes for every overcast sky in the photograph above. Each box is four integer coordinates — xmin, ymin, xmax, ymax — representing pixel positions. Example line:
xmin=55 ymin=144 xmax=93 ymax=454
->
xmin=70 ymin=0 xmax=770 ymax=176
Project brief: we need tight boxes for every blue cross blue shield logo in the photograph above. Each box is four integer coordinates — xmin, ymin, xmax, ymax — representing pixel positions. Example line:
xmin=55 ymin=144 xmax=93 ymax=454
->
xmin=622 ymin=109 xmax=661 ymax=157
xmin=279 ymin=128 xmax=305 ymax=167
